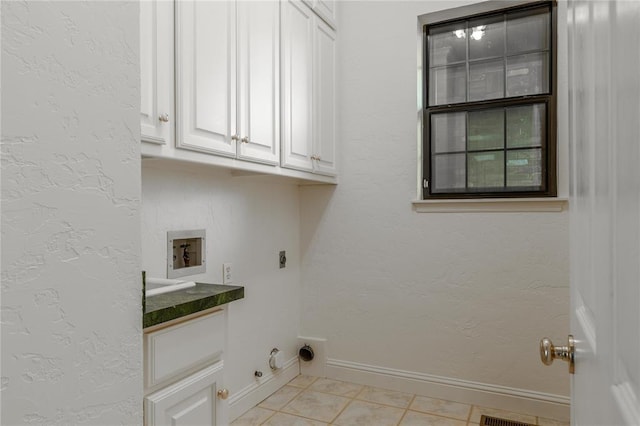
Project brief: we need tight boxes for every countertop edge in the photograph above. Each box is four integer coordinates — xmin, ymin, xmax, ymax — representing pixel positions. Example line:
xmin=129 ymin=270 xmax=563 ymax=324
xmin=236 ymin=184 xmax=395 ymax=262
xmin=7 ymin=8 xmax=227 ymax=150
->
xmin=143 ymin=285 xmax=244 ymax=329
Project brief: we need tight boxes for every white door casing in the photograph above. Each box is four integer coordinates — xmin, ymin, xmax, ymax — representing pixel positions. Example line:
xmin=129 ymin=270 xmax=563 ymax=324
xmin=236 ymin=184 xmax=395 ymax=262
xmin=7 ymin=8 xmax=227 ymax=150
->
xmin=568 ymin=1 xmax=640 ymax=424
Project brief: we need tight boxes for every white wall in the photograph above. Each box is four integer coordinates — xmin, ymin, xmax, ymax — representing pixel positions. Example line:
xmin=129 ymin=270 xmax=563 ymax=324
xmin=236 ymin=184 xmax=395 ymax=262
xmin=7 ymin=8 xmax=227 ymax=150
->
xmin=141 ymin=160 xmax=302 ymax=410
xmin=300 ymin=0 xmax=570 ymax=404
xmin=1 ymin=2 xmax=142 ymax=424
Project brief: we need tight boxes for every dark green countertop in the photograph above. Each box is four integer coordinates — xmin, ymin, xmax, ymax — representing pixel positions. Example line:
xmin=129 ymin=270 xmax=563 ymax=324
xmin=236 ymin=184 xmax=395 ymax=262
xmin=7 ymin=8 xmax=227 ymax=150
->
xmin=143 ymin=283 xmax=244 ymax=328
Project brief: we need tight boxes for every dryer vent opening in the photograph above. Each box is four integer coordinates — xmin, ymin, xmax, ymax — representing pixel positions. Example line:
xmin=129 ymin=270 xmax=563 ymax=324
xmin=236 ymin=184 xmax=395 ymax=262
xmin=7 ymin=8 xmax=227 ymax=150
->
xmin=299 ymin=344 xmax=314 ymax=362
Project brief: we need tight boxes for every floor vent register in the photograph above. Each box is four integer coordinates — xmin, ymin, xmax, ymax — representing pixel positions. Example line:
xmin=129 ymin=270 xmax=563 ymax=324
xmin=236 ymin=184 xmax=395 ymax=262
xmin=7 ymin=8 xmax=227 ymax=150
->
xmin=479 ymin=415 xmax=535 ymax=426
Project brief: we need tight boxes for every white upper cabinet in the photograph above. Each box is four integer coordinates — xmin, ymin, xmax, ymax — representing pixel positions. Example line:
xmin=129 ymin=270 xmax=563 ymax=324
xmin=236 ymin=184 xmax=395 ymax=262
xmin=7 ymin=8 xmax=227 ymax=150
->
xmin=176 ymin=1 xmax=237 ymax=157
xmin=313 ymin=17 xmax=337 ymax=176
xmin=176 ymin=1 xmax=280 ymax=165
xmin=141 ymin=0 xmax=337 ymax=182
xmin=282 ymin=0 xmax=336 ymax=176
xmin=237 ymin=1 xmax=281 ymax=164
xmin=281 ymin=0 xmax=315 ymax=172
xmin=140 ymin=0 xmax=174 ymax=145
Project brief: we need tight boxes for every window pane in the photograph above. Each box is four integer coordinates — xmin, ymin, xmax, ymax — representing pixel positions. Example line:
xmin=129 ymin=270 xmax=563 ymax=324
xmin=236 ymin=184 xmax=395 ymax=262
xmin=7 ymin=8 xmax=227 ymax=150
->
xmin=432 ymin=112 xmax=466 ymax=153
xmin=469 ymin=15 xmax=505 ymax=60
xmin=468 ymin=151 xmax=504 ymax=188
xmin=429 ymin=64 xmax=466 ymax=106
xmin=469 ymin=59 xmax=504 ymax=102
xmin=433 ymin=153 xmax=466 ymax=191
xmin=507 ymin=7 xmax=550 ymax=55
xmin=429 ymin=23 xmax=467 ymax=67
xmin=468 ymin=108 xmax=504 ymax=151
xmin=507 ymin=104 xmax=545 ymax=148
xmin=507 ymin=149 xmax=542 ymax=187
xmin=506 ymin=52 xmax=548 ymax=97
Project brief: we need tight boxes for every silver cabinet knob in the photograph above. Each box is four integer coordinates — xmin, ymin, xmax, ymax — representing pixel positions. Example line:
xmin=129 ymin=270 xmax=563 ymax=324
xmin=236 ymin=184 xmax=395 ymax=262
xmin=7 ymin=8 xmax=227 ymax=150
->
xmin=231 ymin=135 xmax=239 ymax=141
xmin=540 ymin=335 xmax=575 ymax=374
xmin=159 ymin=114 xmax=169 ymax=123
xmin=217 ymin=388 xmax=229 ymax=400
xmin=311 ymin=155 xmax=321 ymax=161
xmin=241 ymin=137 xmax=249 ymax=144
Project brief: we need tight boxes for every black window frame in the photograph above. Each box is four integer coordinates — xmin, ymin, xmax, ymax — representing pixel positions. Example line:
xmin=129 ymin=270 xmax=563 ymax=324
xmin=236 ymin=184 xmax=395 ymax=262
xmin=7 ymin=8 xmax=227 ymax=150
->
xmin=421 ymin=0 xmax=557 ymax=199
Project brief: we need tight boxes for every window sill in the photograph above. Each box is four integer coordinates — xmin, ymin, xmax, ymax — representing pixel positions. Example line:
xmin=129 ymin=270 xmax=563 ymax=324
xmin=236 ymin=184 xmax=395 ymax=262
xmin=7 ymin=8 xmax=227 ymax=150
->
xmin=412 ymin=197 xmax=568 ymax=213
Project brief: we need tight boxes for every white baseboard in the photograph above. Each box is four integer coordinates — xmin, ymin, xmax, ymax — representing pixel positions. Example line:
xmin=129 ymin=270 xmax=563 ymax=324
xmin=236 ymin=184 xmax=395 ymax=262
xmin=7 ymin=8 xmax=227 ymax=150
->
xmin=326 ymin=358 xmax=570 ymax=422
xmin=228 ymin=356 xmax=299 ymax=422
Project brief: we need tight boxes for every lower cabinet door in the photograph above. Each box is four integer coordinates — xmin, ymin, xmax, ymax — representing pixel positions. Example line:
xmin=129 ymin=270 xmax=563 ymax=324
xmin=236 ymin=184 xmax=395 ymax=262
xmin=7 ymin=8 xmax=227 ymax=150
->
xmin=145 ymin=361 xmax=226 ymax=426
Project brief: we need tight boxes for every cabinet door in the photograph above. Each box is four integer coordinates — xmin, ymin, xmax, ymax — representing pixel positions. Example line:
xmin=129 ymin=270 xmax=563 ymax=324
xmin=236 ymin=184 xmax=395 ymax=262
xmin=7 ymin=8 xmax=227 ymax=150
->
xmin=145 ymin=310 xmax=225 ymax=390
xmin=140 ymin=0 xmax=173 ymax=145
xmin=281 ymin=0 xmax=314 ymax=172
xmin=145 ymin=362 xmax=226 ymax=426
xmin=313 ymin=18 xmax=337 ymax=176
xmin=237 ymin=1 xmax=280 ymax=165
xmin=176 ymin=0 xmax=237 ymax=157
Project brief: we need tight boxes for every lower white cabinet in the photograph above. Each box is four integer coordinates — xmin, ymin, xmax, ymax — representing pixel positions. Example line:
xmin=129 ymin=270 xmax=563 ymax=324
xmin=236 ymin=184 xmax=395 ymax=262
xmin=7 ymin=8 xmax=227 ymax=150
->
xmin=145 ymin=362 xmax=225 ymax=426
xmin=144 ymin=309 xmax=228 ymax=426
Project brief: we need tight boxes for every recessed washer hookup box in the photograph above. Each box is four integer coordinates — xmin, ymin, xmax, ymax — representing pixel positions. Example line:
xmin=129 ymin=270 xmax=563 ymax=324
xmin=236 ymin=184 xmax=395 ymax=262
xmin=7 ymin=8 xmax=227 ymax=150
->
xmin=167 ymin=229 xmax=206 ymax=278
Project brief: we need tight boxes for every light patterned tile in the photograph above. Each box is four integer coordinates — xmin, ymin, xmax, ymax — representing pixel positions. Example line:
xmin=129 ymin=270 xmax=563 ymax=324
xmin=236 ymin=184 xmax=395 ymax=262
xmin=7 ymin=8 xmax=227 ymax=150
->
xmin=409 ymin=396 xmax=471 ymax=420
xmin=356 ymin=386 xmax=414 ymax=408
xmin=309 ymin=378 xmax=364 ymax=397
xmin=259 ymin=385 xmax=302 ymax=410
xmin=469 ymin=406 xmax=536 ymax=425
xmin=262 ymin=412 xmax=328 ymax=426
xmin=231 ymin=406 xmax=275 ymax=426
xmin=288 ymin=375 xmax=319 ymax=389
xmin=400 ymin=411 xmax=467 ymax=426
xmin=333 ymin=400 xmax=405 ymax=426
xmin=281 ymin=390 xmax=350 ymax=423
xmin=538 ymin=417 xmax=570 ymax=426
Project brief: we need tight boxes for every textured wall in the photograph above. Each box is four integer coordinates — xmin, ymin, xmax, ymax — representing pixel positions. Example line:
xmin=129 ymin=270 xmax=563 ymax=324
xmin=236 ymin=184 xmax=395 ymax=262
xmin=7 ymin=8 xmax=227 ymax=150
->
xmin=1 ymin=1 xmax=142 ymax=424
xmin=141 ymin=161 xmax=302 ymax=403
xmin=300 ymin=0 xmax=571 ymax=397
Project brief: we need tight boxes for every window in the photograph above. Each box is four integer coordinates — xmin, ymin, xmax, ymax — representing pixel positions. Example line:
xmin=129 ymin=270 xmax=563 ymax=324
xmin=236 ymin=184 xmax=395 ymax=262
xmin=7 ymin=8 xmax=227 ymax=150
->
xmin=421 ymin=1 xmax=557 ymax=199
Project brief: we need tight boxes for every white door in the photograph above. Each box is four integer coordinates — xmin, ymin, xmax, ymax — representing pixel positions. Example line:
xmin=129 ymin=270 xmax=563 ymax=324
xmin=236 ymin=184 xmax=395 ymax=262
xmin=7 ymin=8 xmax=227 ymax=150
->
xmin=567 ymin=0 xmax=640 ymax=424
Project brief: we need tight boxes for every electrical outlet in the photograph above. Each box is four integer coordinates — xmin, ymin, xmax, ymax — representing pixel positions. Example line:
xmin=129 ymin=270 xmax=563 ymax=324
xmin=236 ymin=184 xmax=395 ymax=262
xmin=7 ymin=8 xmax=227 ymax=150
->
xmin=279 ymin=251 xmax=286 ymax=269
xmin=223 ymin=263 xmax=232 ymax=284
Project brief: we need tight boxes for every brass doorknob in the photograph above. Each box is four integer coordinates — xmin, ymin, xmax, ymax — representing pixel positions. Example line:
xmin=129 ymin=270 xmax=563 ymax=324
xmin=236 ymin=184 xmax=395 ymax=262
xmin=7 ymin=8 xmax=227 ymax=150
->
xmin=217 ymin=388 xmax=229 ymax=400
xmin=540 ymin=335 xmax=575 ymax=374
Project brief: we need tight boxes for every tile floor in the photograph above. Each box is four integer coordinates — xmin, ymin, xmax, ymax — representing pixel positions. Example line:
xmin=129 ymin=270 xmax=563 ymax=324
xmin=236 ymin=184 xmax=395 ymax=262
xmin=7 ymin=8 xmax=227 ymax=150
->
xmin=231 ymin=375 xmax=569 ymax=426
